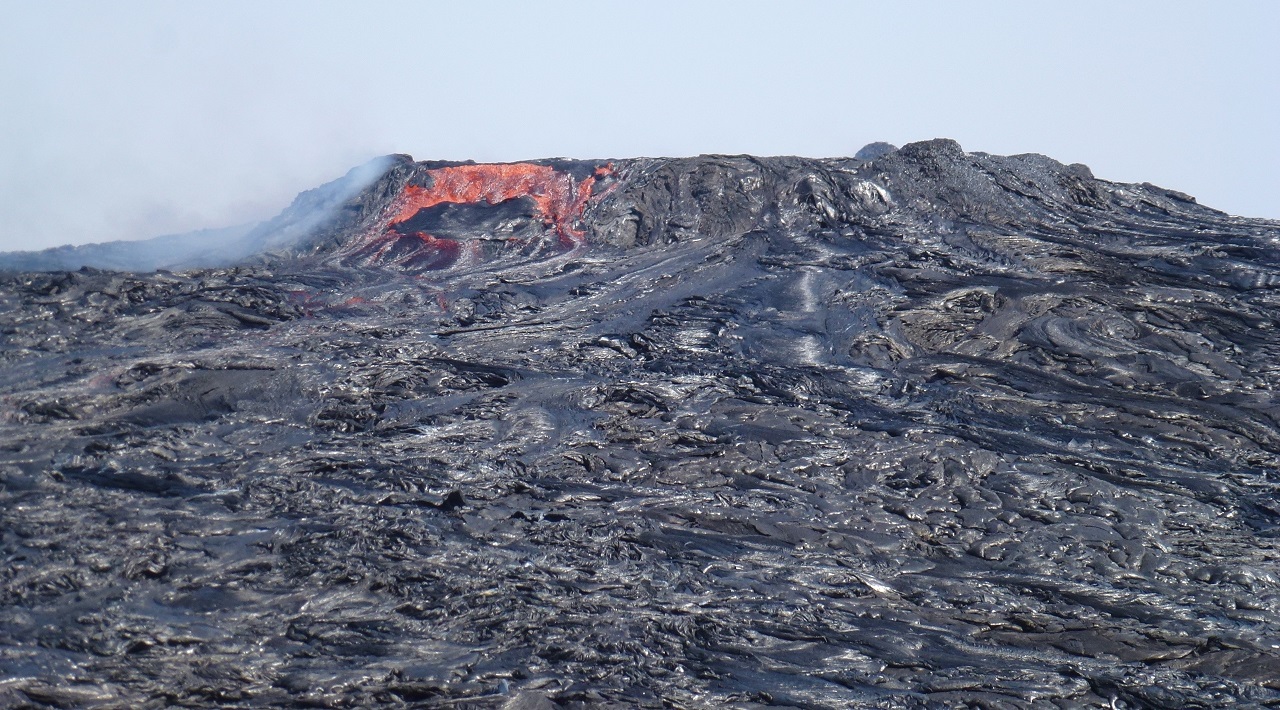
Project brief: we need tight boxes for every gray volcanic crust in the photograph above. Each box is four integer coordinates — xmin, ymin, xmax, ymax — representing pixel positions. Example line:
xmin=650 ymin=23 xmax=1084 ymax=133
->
xmin=3 ymin=140 xmax=1280 ymax=707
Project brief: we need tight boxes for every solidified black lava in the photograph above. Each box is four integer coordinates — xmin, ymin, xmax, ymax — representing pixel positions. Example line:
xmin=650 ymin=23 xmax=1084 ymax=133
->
xmin=3 ymin=140 xmax=1280 ymax=708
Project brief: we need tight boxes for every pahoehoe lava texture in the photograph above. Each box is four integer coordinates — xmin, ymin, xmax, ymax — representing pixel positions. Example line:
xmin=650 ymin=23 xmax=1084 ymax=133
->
xmin=3 ymin=140 xmax=1280 ymax=708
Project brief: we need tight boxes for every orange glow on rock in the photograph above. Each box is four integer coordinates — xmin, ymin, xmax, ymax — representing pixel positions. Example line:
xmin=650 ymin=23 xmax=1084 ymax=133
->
xmin=387 ymin=163 xmax=602 ymax=242
xmin=343 ymin=162 xmax=613 ymax=270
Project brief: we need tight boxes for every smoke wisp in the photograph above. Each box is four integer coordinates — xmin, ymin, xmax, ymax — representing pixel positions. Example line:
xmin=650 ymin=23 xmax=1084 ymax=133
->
xmin=0 ymin=156 xmax=397 ymax=273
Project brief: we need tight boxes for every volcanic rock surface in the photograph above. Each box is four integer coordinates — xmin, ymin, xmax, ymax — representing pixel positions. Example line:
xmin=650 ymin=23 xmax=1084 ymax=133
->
xmin=3 ymin=140 xmax=1280 ymax=708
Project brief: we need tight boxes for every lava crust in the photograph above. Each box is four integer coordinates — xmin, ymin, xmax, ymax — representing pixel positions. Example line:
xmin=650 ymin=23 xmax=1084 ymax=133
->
xmin=3 ymin=141 xmax=1280 ymax=708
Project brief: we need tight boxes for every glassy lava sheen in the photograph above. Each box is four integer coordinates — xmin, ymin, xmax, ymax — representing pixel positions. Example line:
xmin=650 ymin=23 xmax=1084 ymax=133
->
xmin=3 ymin=140 xmax=1280 ymax=708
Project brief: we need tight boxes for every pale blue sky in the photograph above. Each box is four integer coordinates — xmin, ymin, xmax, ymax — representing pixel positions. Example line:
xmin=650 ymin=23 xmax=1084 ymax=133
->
xmin=1 ymin=1 xmax=1277 ymax=251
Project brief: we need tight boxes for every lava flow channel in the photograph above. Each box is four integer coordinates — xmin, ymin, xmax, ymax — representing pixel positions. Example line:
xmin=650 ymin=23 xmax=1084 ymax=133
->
xmin=348 ymin=163 xmax=611 ymax=270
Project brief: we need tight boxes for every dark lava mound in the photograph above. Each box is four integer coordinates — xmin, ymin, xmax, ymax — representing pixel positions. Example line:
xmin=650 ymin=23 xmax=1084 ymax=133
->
xmin=3 ymin=141 xmax=1280 ymax=708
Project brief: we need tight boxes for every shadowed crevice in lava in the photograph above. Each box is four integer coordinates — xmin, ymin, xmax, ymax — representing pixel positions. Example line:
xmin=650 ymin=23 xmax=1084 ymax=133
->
xmin=340 ymin=162 xmax=613 ymax=270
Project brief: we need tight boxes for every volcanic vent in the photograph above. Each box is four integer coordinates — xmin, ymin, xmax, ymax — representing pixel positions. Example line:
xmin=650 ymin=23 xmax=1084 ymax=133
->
xmin=334 ymin=160 xmax=615 ymax=271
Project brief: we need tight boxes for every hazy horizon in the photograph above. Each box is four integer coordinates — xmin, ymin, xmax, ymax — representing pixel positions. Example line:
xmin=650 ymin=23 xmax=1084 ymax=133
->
xmin=2 ymin=1 xmax=1277 ymax=252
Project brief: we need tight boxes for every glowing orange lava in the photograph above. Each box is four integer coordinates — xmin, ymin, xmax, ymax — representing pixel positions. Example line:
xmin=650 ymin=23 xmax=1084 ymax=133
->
xmin=344 ymin=162 xmax=613 ymax=270
xmin=387 ymin=163 xmax=608 ymax=243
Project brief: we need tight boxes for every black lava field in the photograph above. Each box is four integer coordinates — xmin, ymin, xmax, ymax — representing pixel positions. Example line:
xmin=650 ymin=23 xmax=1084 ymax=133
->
xmin=3 ymin=140 xmax=1280 ymax=708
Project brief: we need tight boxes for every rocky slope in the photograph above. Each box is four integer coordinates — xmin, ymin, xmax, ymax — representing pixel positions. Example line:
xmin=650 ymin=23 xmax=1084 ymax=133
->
xmin=2 ymin=140 xmax=1280 ymax=708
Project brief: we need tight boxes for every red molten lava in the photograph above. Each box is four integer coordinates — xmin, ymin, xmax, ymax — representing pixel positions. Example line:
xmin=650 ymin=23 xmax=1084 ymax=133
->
xmin=388 ymin=163 xmax=608 ymax=244
xmin=344 ymin=162 xmax=613 ymax=270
